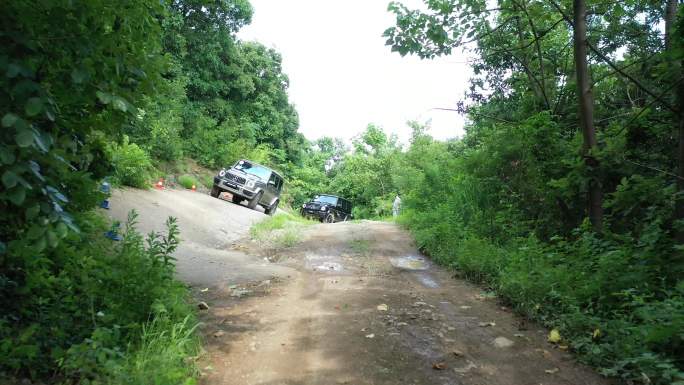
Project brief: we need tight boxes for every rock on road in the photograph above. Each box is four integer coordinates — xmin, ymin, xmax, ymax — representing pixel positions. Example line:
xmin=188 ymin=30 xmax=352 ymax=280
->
xmin=109 ymin=188 xmax=610 ymax=385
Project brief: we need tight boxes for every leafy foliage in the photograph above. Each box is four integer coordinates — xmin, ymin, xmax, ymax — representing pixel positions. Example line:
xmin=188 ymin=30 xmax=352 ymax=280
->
xmin=379 ymin=1 xmax=684 ymax=383
xmin=0 ymin=211 xmax=196 ymax=383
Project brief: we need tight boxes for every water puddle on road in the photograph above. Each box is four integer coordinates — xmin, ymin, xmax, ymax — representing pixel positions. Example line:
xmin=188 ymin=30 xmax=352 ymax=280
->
xmin=414 ymin=272 xmax=440 ymax=288
xmin=305 ymin=254 xmax=344 ymax=273
xmin=390 ymin=255 xmax=440 ymax=288
xmin=389 ymin=255 xmax=429 ymax=270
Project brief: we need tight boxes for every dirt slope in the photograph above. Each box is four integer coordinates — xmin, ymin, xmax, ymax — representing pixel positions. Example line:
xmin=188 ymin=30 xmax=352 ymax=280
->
xmin=110 ymin=188 xmax=610 ymax=385
xmin=107 ymin=188 xmax=294 ymax=286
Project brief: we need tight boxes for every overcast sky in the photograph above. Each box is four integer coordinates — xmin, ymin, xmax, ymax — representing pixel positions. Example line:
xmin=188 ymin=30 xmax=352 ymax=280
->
xmin=238 ymin=0 xmax=472 ymax=143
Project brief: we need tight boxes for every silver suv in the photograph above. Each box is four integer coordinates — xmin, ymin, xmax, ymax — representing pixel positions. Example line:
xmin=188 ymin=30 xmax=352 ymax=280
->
xmin=210 ymin=159 xmax=284 ymax=215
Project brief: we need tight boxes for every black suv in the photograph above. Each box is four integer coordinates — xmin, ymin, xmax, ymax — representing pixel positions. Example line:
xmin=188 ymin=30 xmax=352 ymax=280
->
xmin=301 ymin=194 xmax=352 ymax=223
xmin=211 ymin=159 xmax=283 ymax=215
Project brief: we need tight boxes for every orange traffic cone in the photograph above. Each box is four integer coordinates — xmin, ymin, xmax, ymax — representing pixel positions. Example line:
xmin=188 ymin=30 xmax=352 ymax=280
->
xmin=155 ymin=178 xmax=164 ymax=190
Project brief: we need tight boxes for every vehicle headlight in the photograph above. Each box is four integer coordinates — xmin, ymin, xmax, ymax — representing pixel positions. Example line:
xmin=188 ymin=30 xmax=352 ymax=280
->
xmin=302 ymin=204 xmax=306 ymax=208
xmin=246 ymin=179 xmax=255 ymax=188
xmin=219 ymin=169 xmax=226 ymax=177
xmin=320 ymin=205 xmax=328 ymax=211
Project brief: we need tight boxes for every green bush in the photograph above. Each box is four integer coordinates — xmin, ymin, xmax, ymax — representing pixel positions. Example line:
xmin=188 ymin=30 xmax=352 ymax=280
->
xmin=178 ymin=175 xmax=198 ymax=189
xmin=0 ymin=211 xmax=198 ymax=384
xmin=394 ymin=117 xmax=684 ymax=384
xmin=111 ymin=137 xmax=154 ymax=188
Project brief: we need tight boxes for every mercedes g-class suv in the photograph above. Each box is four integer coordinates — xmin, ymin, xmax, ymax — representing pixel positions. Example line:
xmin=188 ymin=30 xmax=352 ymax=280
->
xmin=210 ymin=159 xmax=283 ymax=215
xmin=301 ymin=194 xmax=352 ymax=223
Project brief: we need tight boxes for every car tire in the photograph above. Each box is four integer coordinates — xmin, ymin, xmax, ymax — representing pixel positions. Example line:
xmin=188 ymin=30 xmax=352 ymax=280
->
xmin=210 ymin=185 xmax=220 ymax=198
xmin=324 ymin=213 xmax=335 ymax=223
xmin=247 ymin=191 xmax=262 ymax=210
xmin=264 ymin=200 xmax=279 ymax=216
xmin=231 ymin=194 xmax=242 ymax=204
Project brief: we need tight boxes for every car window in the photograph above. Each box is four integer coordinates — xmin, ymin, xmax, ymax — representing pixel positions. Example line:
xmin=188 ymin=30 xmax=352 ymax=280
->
xmin=233 ymin=160 xmax=271 ymax=180
xmin=314 ymin=195 xmax=337 ymax=205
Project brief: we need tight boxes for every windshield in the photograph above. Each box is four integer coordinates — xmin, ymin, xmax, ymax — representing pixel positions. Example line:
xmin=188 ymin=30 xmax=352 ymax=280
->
xmin=314 ymin=195 xmax=338 ymax=205
xmin=233 ymin=160 xmax=271 ymax=180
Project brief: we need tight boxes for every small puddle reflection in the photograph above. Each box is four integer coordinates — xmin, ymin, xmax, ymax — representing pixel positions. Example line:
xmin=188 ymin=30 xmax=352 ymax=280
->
xmin=414 ymin=272 xmax=440 ymax=288
xmin=305 ymin=255 xmax=344 ymax=273
xmin=389 ymin=255 xmax=428 ymax=270
xmin=315 ymin=262 xmax=343 ymax=272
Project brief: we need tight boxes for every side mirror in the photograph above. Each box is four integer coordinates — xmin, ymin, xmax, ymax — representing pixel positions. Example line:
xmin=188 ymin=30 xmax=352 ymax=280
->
xmin=268 ymin=180 xmax=276 ymax=186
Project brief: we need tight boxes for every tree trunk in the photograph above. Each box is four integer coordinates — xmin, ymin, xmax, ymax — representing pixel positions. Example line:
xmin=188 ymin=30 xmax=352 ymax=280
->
xmin=573 ymin=0 xmax=603 ymax=232
xmin=665 ymin=0 xmax=678 ymax=50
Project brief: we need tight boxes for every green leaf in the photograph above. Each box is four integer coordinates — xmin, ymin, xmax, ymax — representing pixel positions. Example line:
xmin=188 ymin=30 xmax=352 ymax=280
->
xmin=46 ymin=230 xmax=59 ymax=248
xmin=33 ymin=130 xmax=51 ymax=152
xmin=34 ymin=236 xmax=46 ymax=252
xmin=0 ymin=146 xmax=15 ymax=164
xmin=96 ymin=91 xmax=112 ymax=104
xmin=27 ymin=224 xmax=45 ymax=239
xmin=28 ymin=161 xmax=44 ymax=181
xmin=55 ymin=222 xmax=68 ymax=239
xmin=25 ymin=97 xmax=43 ymax=117
xmin=2 ymin=170 xmax=18 ymax=189
xmin=2 ymin=113 xmax=18 ymax=127
xmin=6 ymin=63 xmax=21 ymax=78
xmin=71 ymin=68 xmax=88 ymax=84
xmin=112 ymin=97 xmax=128 ymax=112
xmin=15 ymin=128 xmax=33 ymax=147
xmin=25 ymin=204 xmax=40 ymax=220
xmin=7 ymin=186 xmax=26 ymax=205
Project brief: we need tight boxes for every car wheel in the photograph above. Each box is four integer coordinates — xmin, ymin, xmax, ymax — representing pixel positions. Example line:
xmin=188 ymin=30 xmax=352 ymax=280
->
xmin=210 ymin=186 xmax=220 ymax=198
xmin=231 ymin=194 xmax=242 ymax=204
xmin=247 ymin=191 xmax=263 ymax=210
xmin=324 ymin=213 xmax=335 ymax=223
xmin=265 ymin=200 xmax=279 ymax=216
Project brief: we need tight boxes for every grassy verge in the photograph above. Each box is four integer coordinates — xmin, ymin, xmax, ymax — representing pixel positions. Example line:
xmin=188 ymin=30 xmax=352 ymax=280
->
xmin=250 ymin=211 xmax=315 ymax=248
xmin=106 ymin=312 xmax=199 ymax=385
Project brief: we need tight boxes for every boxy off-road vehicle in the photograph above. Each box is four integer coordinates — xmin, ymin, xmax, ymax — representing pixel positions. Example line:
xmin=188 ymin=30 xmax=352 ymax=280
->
xmin=210 ymin=159 xmax=283 ymax=215
xmin=300 ymin=194 xmax=352 ymax=223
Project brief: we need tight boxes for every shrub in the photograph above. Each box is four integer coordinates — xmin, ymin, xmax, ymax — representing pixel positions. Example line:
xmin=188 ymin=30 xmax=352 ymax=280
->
xmin=0 ymin=211 xmax=198 ymax=384
xmin=111 ymin=137 xmax=154 ymax=188
xmin=178 ymin=175 xmax=198 ymax=190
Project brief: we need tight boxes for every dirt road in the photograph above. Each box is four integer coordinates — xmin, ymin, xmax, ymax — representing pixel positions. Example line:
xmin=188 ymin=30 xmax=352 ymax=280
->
xmin=109 ymin=188 xmax=609 ymax=385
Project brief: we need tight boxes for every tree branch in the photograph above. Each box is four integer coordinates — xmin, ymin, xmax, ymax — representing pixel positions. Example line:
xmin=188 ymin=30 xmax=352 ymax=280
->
xmin=547 ymin=0 xmax=678 ymax=114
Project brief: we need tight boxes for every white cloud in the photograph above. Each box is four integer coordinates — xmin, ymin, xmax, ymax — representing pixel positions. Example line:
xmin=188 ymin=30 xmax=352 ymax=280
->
xmin=238 ymin=0 xmax=472 ymax=143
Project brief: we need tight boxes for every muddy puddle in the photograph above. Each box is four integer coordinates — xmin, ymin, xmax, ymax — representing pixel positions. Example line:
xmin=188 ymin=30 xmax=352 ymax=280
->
xmin=389 ymin=255 xmax=429 ymax=270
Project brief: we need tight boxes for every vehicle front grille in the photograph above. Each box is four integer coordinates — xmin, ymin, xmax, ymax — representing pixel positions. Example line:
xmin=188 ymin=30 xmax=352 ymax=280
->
xmin=225 ymin=173 xmax=246 ymax=185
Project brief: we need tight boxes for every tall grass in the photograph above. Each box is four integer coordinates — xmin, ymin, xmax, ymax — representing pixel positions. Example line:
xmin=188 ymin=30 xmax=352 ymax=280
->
xmin=250 ymin=212 xmax=314 ymax=247
xmin=108 ymin=314 xmax=200 ymax=385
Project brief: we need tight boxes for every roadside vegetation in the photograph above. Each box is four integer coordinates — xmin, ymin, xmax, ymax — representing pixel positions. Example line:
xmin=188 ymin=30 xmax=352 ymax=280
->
xmin=0 ymin=0 xmax=283 ymax=383
xmin=3 ymin=0 xmax=684 ymax=384
xmin=250 ymin=211 xmax=314 ymax=248
xmin=377 ymin=1 xmax=684 ymax=384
